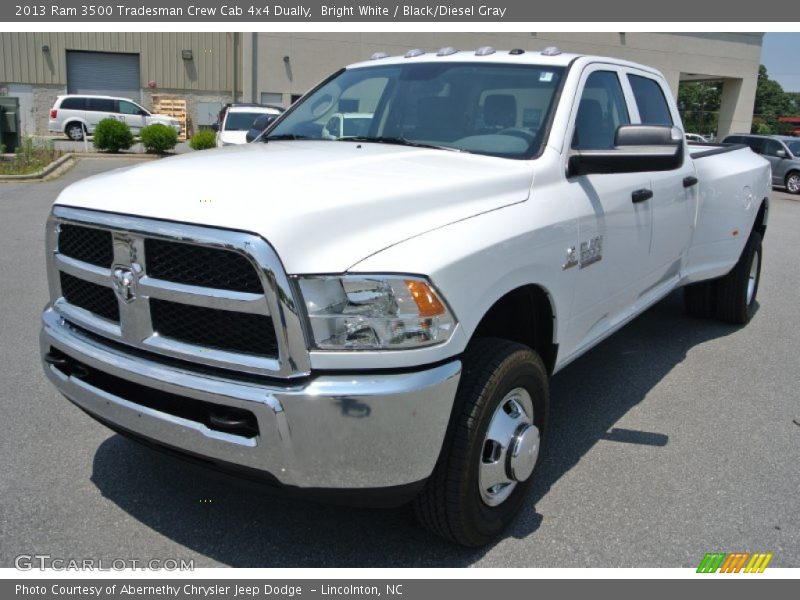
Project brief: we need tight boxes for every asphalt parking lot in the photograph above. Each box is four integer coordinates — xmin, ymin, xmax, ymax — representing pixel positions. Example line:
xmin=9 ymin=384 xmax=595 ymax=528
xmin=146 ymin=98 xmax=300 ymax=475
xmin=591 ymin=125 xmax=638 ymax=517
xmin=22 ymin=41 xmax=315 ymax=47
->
xmin=0 ymin=158 xmax=798 ymax=568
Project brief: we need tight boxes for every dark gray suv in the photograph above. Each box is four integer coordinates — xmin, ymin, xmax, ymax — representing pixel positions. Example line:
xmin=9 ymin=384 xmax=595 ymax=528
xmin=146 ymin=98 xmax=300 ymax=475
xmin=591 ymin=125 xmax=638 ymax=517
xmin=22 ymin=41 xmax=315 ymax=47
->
xmin=723 ymin=133 xmax=800 ymax=194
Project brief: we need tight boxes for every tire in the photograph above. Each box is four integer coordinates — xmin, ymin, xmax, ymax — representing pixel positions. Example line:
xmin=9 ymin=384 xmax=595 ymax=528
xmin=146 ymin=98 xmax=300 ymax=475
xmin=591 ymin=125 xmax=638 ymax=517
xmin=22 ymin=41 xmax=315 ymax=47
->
xmin=413 ymin=338 xmax=549 ymax=546
xmin=683 ymin=280 xmax=716 ymax=318
xmin=65 ymin=122 xmax=85 ymax=141
xmin=715 ymin=231 xmax=762 ymax=324
xmin=786 ymin=171 xmax=800 ymax=195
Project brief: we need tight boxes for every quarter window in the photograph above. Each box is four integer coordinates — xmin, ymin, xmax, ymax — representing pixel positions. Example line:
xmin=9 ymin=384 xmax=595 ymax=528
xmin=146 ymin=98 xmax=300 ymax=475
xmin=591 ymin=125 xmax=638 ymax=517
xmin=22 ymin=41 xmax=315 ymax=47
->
xmin=628 ymin=75 xmax=673 ymax=126
xmin=60 ymin=97 xmax=86 ymax=110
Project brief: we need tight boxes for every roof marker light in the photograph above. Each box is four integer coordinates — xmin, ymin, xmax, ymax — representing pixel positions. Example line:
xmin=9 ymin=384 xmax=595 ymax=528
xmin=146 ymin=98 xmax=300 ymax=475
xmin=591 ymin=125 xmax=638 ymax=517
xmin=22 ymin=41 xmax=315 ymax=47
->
xmin=541 ymin=46 xmax=562 ymax=56
xmin=405 ymin=48 xmax=425 ymax=58
xmin=370 ymin=52 xmax=389 ymax=60
xmin=437 ymin=46 xmax=457 ymax=56
xmin=475 ymin=46 xmax=496 ymax=56
xmin=509 ymin=48 xmax=525 ymax=55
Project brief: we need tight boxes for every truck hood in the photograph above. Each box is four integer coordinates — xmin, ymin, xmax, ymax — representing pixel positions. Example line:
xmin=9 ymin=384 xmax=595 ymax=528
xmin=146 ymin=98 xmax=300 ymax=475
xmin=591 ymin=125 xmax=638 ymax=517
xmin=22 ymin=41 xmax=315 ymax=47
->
xmin=55 ymin=141 xmax=534 ymax=273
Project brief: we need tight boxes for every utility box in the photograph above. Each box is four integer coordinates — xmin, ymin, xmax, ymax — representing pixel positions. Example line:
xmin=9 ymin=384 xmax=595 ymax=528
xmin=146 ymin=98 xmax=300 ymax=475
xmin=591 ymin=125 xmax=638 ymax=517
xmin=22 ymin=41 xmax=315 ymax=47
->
xmin=0 ymin=96 xmax=20 ymax=153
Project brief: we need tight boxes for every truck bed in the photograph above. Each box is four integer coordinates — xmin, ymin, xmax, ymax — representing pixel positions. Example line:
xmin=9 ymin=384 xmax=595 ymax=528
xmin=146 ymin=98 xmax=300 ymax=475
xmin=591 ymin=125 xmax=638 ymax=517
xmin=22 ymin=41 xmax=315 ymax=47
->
xmin=683 ymin=143 xmax=771 ymax=283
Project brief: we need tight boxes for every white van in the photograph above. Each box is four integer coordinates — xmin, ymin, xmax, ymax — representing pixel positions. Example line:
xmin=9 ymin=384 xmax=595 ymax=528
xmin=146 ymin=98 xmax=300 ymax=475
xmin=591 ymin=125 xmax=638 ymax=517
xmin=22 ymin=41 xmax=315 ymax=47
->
xmin=48 ymin=95 xmax=181 ymax=141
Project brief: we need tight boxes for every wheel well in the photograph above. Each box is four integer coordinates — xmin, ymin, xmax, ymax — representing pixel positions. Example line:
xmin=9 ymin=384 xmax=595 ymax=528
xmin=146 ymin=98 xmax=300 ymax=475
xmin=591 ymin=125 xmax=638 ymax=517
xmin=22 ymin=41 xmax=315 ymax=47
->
xmin=753 ymin=198 xmax=768 ymax=239
xmin=470 ymin=285 xmax=557 ymax=374
xmin=64 ymin=121 xmax=85 ymax=132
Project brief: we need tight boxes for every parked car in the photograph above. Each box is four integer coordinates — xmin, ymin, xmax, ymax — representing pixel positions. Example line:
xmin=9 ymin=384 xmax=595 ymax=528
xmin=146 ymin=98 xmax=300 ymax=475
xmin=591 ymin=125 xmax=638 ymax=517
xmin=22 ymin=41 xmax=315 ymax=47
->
xmin=41 ymin=49 xmax=770 ymax=546
xmin=723 ymin=133 xmax=800 ymax=194
xmin=321 ymin=112 xmax=374 ymax=139
xmin=214 ymin=104 xmax=284 ymax=146
xmin=48 ymin=95 xmax=181 ymax=141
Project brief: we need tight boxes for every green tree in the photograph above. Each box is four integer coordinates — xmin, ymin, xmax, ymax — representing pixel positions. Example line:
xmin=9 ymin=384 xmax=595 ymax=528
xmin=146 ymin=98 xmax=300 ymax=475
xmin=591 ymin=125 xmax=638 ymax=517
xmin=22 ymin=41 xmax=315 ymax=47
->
xmin=678 ymin=81 xmax=721 ymax=135
xmin=751 ymin=65 xmax=795 ymax=134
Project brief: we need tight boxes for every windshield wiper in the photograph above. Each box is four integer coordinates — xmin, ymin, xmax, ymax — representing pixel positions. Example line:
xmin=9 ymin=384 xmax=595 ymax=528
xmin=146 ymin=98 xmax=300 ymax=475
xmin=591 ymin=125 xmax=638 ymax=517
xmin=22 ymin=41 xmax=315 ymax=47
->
xmin=262 ymin=134 xmax=312 ymax=142
xmin=339 ymin=136 xmax=463 ymax=152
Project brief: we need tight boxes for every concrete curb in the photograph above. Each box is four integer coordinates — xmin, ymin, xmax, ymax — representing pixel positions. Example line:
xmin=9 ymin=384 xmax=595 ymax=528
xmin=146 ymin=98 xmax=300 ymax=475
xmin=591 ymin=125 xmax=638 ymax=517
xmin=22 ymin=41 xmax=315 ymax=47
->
xmin=0 ymin=152 xmax=158 ymax=183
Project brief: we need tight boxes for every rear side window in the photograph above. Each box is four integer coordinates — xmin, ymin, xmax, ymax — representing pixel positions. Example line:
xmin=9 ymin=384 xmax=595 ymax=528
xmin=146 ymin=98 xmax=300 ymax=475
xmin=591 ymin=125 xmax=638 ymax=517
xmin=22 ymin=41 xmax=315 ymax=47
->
xmin=572 ymin=70 xmax=630 ymax=150
xmin=629 ymin=74 xmax=673 ymax=126
xmin=86 ymin=98 xmax=115 ymax=112
xmin=762 ymin=139 xmax=784 ymax=157
xmin=60 ymin=97 xmax=86 ymax=110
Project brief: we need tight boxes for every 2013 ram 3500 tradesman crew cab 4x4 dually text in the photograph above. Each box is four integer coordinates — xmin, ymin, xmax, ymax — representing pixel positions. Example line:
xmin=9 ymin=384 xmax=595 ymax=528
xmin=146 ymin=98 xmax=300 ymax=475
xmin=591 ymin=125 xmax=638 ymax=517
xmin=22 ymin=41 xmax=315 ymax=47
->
xmin=41 ymin=48 xmax=770 ymax=546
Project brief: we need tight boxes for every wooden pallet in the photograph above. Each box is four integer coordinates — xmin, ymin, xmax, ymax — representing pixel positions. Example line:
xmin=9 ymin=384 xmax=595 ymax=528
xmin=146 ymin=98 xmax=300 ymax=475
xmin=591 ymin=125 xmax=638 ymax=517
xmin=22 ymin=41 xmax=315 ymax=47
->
xmin=151 ymin=95 xmax=188 ymax=140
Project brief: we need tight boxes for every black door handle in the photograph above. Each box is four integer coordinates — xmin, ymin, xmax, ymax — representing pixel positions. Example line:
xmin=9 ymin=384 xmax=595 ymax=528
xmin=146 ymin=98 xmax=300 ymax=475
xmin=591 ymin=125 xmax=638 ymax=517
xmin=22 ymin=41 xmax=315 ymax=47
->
xmin=683 ymin=176 xmax=699 ymax=188
xmin=631 ymin=188 xmax=653 ymax=203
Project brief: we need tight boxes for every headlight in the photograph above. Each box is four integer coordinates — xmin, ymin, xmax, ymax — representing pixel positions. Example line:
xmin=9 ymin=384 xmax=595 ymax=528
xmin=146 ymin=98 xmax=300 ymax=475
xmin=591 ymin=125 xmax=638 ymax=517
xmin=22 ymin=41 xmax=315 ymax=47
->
xmin=297 ymin=275 xmax=456 ymax=350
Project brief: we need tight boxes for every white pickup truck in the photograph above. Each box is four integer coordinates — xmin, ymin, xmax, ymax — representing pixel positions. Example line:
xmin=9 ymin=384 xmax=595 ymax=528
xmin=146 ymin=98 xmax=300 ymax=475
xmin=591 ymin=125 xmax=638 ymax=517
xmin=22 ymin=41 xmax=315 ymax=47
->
xmin=41 ymin=48 xmax=770 ymax=546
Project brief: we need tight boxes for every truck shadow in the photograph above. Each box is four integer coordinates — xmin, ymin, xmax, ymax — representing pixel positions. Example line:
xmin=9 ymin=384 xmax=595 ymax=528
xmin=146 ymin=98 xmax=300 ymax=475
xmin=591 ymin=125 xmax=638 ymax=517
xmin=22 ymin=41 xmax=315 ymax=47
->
xmin=89 ymin=290 xmax=744 ymax=567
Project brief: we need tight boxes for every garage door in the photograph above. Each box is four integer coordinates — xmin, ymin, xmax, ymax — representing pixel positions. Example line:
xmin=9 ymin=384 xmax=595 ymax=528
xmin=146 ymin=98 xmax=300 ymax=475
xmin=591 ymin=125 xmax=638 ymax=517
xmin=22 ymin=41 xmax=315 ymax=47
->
xmin=66 ymin=51 xmax=140 ymax=100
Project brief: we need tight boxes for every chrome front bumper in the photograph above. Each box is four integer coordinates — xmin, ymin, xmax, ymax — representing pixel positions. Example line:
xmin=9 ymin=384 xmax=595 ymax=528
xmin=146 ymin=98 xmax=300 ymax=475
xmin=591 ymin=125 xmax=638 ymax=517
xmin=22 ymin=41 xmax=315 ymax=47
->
xmin=41 ymin=307 xmax=461 ymax=490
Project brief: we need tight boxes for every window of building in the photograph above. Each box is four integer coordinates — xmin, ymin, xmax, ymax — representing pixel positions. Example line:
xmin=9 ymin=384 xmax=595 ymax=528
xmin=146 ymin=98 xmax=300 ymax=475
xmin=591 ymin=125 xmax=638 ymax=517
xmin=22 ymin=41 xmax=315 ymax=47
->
xmin=260 ymin=92 xmax=283 ymax=106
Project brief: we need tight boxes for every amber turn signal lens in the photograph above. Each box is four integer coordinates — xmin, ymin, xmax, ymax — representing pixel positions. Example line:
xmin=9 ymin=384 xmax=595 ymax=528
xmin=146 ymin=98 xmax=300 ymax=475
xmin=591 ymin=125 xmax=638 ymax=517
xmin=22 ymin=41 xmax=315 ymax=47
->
xmin=405 ymin=280 xmax=446 ymax=317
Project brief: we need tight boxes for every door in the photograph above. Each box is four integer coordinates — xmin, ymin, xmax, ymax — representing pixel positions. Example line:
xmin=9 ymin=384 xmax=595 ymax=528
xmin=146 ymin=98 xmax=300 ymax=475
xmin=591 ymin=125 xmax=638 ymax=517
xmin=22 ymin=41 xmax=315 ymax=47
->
xmin=66 ymin=51 xmax=140 ymax=100
xmin=117 ymin=99 xmax=146 ymax=134
xmin=561 ymin=67 xmax=654 ymax=357
xmin=760 ymin=138 xmax=789 ymax=185
xmin=84 ymin=97 xmax=116 ymax=131
xmin=626 ymin=72 xmax=696 ymax=282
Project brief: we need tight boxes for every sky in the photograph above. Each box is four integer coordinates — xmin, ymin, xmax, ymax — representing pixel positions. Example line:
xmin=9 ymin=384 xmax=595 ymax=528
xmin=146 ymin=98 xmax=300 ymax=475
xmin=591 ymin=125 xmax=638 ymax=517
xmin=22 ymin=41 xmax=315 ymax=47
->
xmin=761 ymin=33 xmax=800 ymax=92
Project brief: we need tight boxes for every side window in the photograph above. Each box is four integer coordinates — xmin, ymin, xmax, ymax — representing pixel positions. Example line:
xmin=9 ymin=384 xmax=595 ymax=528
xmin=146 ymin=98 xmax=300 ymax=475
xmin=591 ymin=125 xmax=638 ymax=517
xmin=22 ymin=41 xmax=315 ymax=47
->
xmin=744 ymin=137 xmax=766 ymax=154
xmin=762 ymin=140 xmax=783 ymax=157
xmin=60 ymin=97 xmax=86 ymax=110
xmin=572 ymin=70 xmax=630 ymax=150
xmin=628 ymin=74 xmax=673 ymax=126
xmin=86 ymin=98 xmax=115 ymax=113
xmin=118 ymin=100 xmax=142 ymax=115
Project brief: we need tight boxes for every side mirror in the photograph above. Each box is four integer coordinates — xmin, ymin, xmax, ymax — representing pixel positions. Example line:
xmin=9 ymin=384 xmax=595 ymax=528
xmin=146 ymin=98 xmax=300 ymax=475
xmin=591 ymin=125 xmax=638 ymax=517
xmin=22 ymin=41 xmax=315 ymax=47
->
xmin=776 ymin=149 xmax=787 ymax=158
xmin=568 ymin=125 xmax=684 ymax=177
xmin=138 ymin=109 xmax=148 ymax=116
xmin=245 ymin=114 xmax=276 ymax=143
xmin=211 ymin=122 xmax=220 ymax=132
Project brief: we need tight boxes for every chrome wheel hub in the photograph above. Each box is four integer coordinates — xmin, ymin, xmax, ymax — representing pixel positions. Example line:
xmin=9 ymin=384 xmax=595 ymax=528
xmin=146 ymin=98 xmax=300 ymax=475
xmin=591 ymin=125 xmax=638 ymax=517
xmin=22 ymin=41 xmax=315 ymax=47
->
xmin=788 ymin=174 xmax=800 ymax=194
xmin=478 ymin=387 xmax=539 ymax=507
xmin=747 ymin=249 xmax=759 ymax=305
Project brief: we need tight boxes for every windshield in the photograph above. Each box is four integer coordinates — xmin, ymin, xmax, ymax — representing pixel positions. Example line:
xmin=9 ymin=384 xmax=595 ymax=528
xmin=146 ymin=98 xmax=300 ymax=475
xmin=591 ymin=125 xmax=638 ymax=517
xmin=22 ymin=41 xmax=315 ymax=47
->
xmin=266 ymin=62 xmax=566 ymax=159
xmin=785 ymin=140 xmax=800 ymax=156
xmin=224 ymin=112 xmax=267 ymax=131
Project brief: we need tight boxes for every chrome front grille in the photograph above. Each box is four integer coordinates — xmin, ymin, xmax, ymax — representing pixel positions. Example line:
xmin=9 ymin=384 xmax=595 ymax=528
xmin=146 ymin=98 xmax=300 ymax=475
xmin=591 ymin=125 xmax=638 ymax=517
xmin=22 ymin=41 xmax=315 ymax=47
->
xmin=46 ymin=206 xmax=310 ymax=378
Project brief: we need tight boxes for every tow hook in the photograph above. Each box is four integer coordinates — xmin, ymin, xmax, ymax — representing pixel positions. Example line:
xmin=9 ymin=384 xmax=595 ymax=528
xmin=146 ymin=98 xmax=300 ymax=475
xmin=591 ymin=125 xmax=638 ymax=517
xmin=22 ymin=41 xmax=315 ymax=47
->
xmin=44 ymin=351 xmax=89 ymax=379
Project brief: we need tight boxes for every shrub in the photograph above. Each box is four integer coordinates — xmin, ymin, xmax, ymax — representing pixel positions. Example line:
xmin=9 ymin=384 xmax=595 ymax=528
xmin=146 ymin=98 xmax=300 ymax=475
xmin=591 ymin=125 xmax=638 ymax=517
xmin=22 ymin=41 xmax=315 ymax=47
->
xmin=140 ymin=123 xmax=179 ymax=154
xmin=189 ymin=130 xmax=217 ymax=151
xmin=93 ymin=118 xmax=134 ymax=153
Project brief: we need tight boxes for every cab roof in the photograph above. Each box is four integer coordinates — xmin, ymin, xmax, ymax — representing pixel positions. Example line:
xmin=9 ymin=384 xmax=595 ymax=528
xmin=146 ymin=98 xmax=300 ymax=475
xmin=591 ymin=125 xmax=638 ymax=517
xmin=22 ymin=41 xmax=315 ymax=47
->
xmin=346 ymin=49 xmax=663 ymax=78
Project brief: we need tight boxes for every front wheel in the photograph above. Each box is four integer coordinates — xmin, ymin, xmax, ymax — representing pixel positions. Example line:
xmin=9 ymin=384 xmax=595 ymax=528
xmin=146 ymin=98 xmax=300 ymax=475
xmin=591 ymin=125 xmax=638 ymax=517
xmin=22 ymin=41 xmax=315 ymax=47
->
xmin=786 ymin=171 xmax=800 ymax=195
xmin=413 ymin=338 xmax=549 ymax=546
